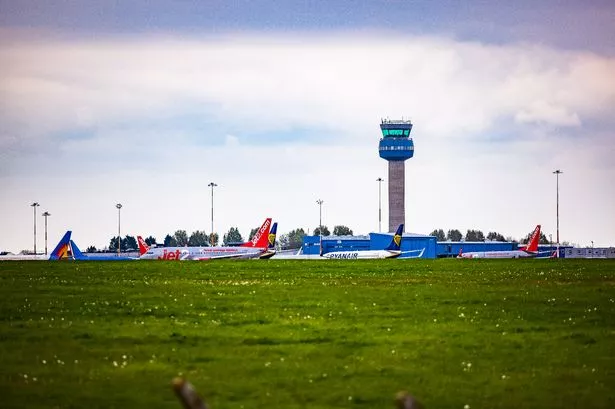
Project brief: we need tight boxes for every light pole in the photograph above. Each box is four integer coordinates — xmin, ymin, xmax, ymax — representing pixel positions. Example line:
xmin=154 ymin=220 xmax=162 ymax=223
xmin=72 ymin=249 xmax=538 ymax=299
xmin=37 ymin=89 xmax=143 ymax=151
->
xmin=116 ymin=203 xmax=122 ymax=256
xmin=31 ymin=202 xmax=40 ymax=254
xmin=591 ymin=240 xmax=594 ymax=258
xmin=316 ymin=199 xmax=324 ymax=236
xmin=208 ymin=182 xmax=217 ymax=246
xmin=553 ymin=170 xmax=563 ymax=251
xmin=42 ymin=211 xmax=51 ymax=255
xmin=376 ymin=177 xmax=384 ymax=233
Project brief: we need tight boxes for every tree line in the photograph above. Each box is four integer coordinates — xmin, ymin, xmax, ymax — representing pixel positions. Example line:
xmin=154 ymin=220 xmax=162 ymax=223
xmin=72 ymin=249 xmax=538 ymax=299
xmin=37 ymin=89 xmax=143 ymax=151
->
xmin=429 ymin=228 xmax=550 ymax=244
xmin=90 ymin=228 xmax=248 ymax=252
xmin=88 ymin=225 xmax=552 ymax=252
xmin=90 ymin=224 xmax=354 ymax=252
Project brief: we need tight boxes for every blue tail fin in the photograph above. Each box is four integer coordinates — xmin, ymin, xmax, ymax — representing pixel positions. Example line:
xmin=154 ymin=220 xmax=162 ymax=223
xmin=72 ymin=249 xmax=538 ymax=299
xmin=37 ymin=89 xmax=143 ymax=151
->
xmin=69 ymin=240 xmax=88 ymax=260
xmin=385 ymin=224 xmax=404 ymax=251
xmin=48 ymin=231 xmax=73 ymax=260
xmin=267 ymin=222 xmax=278 ymax=249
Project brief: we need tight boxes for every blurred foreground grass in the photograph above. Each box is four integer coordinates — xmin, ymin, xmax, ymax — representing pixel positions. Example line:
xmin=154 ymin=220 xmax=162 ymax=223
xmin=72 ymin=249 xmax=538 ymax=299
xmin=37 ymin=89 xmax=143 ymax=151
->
xmin=0 ymin=259 xmax=614 ymax=408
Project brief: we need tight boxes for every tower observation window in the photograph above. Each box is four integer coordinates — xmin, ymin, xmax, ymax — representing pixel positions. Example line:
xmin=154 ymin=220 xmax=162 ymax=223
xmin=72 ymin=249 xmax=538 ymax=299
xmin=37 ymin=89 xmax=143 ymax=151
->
xmin=381 ymin=128 xmax=412 ymax=137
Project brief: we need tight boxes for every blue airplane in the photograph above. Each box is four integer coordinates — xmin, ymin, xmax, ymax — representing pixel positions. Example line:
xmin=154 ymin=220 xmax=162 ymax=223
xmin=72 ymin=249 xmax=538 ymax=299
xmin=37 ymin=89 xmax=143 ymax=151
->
xmin=48 ymin=231 xmax=138 ymax=261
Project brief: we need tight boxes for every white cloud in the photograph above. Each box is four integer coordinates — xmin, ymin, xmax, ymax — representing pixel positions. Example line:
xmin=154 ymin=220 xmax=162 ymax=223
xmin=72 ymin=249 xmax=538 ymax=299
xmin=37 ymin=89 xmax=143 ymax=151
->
xmin=515 ymin=100 xmax=581 ymax=127
xmin=1 ymin=32 xmax=614 ymax=252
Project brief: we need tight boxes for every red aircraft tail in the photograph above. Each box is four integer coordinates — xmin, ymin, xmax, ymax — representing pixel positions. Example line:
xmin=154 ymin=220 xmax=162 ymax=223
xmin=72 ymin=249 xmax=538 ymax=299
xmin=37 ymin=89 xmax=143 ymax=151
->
xmin=241 ymin=218 xmax=272 ymax=248
xmin=137 ymin=236 xmax=150 ymax=256
xmin=521 ymin=225 xmax=541 ymax=253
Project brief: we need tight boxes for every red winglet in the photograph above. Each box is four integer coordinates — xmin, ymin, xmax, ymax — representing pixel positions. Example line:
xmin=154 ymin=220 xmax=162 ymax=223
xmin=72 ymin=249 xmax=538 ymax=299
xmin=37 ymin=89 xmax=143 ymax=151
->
xmin=137 ymin=236 xmax=150 ymax=256
xmin=521 ymin=225 xmax=541 ymax=253
xmin=241 ymin=218 xmax=272 ymax=248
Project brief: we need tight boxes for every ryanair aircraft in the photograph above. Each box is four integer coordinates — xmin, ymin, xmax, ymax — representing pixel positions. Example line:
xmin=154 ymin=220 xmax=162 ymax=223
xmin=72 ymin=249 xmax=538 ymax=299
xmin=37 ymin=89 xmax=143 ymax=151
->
xmin=322 ymin=224 xmax=404 ymax=259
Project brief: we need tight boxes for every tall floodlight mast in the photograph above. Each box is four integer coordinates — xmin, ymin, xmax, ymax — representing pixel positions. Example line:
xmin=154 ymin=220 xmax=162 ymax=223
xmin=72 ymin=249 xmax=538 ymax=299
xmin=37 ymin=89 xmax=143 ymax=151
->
xmin=376 ymin=177 xmax=384 ymax=233
xmin=208 ymin=182 xmax=218 ymax=246
xmin=116 ymin=203 xmax=122 ymax=256
xmin=42 ymin=211 xmax=51 ymax=255
xmin=553 ymin=169 xmax=563 ymax=257
xmin=31 ymin=202 xmax=40 ymax=254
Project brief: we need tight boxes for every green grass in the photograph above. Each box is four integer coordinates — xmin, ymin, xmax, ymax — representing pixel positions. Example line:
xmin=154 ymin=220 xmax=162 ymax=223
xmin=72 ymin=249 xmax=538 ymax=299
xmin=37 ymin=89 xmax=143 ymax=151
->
xmin=1 ymin=259 xmax=614 ymax=408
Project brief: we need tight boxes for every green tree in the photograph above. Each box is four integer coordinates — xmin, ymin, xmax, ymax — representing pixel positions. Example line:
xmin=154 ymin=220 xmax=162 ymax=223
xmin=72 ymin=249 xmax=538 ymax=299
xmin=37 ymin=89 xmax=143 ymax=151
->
xmin=86 ymin=245 xmax=97 ymax=253
xmin=429 ymin=229 xmax=446 ymax=241
xmin=144 ymin=236 xmax=157 ymax=246
xmin=174 ymin=230 xmax=188 ymax=246
xmin=188 ymin=230 xmax=209 ymax=246
xmin=465 ymin=229 xmax=485 ymax=242
xmin=313 ymin=226 xmax=330 ymax=236
xmin=279 ymin=228 xmax=306 ymax=250
xmin=109 ymin=236 xmax=136 ymax=251
xmin=108 ymin=236 xmax=123 ymax=251
xmin=209 ymin=233 xmax=219 ymax=246
xmin=487 ymin=232 xmax=506 ymax=241
xmin=248 ymin=227 xmax=259 ymax=241
xmin=124 ymin=235 xmax=137 ymax=251
xmin=333 ymin=225 xmax=353 ymax=236
xmin=163 ymin=234 xmax=177 ymax=247
xmin=446 ymin=229 xmax=462 ymax=241
xmin=223 ymin=227 xmax=243 ymax=245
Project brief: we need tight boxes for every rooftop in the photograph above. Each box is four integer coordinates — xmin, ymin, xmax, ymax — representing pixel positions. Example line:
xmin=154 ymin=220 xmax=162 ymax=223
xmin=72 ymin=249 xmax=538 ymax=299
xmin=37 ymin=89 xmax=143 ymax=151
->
xmin=381 ymin=118 xmax=412 ymax=125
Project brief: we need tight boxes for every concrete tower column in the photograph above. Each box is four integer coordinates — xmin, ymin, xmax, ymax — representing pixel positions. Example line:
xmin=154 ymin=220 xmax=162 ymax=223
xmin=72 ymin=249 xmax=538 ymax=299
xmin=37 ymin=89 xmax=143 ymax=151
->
xmin=388 ymin=161 xmax=405 ymax=233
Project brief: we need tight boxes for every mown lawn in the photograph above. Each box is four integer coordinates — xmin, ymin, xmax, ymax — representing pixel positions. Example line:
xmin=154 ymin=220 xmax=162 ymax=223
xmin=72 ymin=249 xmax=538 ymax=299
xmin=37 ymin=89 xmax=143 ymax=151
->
xmin=0 ymin=259 xmax=614 ymax=409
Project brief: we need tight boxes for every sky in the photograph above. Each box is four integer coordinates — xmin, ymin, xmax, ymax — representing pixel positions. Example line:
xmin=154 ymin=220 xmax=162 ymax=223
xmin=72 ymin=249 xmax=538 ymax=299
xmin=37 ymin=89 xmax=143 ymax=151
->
xmin=1 ymin=0 xmax=614 ymax=253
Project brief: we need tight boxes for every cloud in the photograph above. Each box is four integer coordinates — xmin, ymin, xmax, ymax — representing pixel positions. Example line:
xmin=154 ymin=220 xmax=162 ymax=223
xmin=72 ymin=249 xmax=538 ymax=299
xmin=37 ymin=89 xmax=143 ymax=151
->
xmin=1 ymin=31 xmax=614 ymax=251
xmin=514 ymin=100 xmax=581 ymax=127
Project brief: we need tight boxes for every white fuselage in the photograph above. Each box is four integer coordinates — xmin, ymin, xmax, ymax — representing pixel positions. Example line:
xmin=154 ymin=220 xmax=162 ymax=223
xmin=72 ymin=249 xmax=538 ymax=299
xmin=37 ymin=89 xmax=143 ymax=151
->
xmin=322 ymin=250 xmax=401 ymax=260
xmin=459 ymin=250 xmax=536 ymax=259
xmin=140 ymin=246 xmax=264 ymax=260
xmin=0 ymin=254 xmax=49 ymax=261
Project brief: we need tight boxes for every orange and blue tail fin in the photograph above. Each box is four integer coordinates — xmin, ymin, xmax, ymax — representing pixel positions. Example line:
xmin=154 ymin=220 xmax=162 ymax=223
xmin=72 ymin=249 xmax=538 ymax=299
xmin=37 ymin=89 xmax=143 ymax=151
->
xmin=137 ymin=236 xmax=150 ymax=255
xmin=48 ymin=231 xmax=73 ymax=260
xmin=385 ymin=224 xmax=404 ymax=251
xmin=267 ymin=222 xmax=278 ymax=249
xmin=241 ymin=218 xmax=272 ymax=248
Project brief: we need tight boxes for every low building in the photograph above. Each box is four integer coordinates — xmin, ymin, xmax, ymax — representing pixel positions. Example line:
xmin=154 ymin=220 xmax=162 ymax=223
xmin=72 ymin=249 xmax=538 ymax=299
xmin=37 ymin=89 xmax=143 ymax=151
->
xmin=436 ymin=241 xmax=517 ymax=258
xmin=563 ymin=247 xmax=615 ymax=258
xmin=302 ymin=232 xmax=436 ymax=258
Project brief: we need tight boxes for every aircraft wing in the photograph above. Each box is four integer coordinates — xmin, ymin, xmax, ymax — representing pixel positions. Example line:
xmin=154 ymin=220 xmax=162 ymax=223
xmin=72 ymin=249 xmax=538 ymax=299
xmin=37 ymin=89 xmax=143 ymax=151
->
xmin=400 ymin=248 xmax=425 ymax=258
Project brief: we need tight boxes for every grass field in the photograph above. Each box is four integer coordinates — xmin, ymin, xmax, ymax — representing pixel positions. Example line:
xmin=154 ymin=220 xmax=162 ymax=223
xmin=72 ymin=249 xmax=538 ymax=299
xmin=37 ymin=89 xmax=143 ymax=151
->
xmin=0 ymin=259 xmax=614 ymax=409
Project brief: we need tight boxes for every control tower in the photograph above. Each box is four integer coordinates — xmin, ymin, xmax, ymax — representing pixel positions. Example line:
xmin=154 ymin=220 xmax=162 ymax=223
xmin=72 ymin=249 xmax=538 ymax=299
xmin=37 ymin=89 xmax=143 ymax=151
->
xmin=378 ymin=119 xmax=414 ymax=232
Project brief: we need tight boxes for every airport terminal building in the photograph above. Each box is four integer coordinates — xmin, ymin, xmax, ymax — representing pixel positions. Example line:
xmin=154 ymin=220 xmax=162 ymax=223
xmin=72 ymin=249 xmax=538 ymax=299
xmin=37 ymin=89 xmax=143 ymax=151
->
xmin=301 ymin=233 xmax=437 ymax=258
xmin=299 ymin=235 xmax=607 ymax=259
